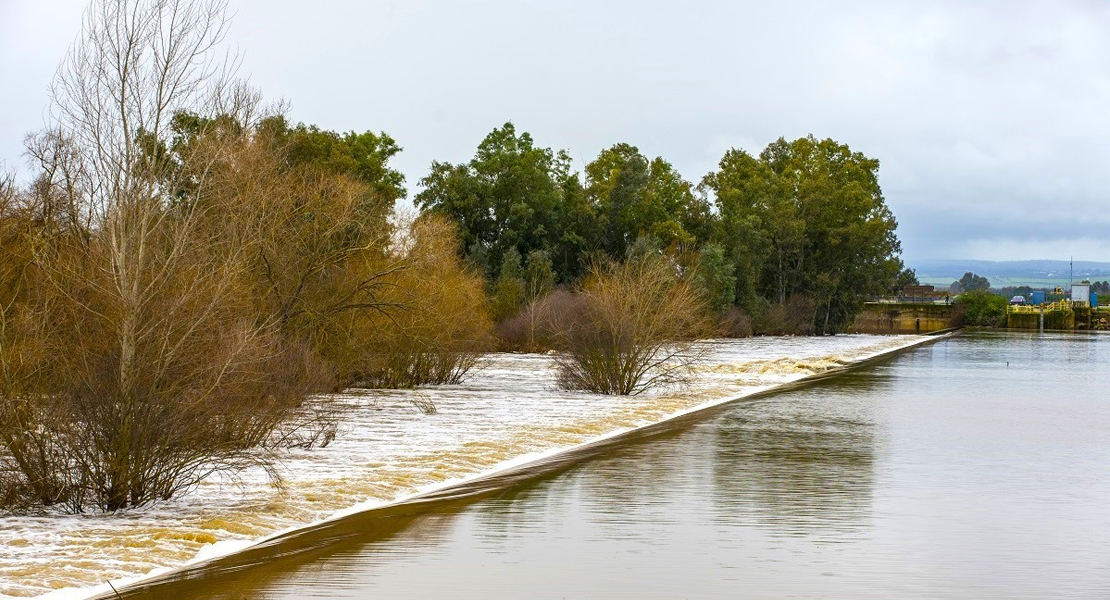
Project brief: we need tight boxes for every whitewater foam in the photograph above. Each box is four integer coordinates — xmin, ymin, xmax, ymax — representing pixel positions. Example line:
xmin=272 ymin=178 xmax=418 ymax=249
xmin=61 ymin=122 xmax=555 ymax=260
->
xmin=1 ymin=334 xmax=939 ymax=599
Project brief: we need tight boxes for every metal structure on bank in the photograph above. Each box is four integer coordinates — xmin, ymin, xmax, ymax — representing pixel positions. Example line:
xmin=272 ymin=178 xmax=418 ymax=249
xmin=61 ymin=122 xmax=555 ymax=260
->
xmin=1007 ymin=281 xmax=1105 ymax=331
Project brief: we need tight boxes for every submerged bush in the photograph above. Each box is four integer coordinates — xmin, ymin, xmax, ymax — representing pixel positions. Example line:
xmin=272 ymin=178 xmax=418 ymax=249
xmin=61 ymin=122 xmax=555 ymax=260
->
xmin=550 ymin=255 xmax=714 ymax=396
xmin=720 ymin=307 xmax=754 ymax=338
xmin=351 ymin=215 xmax=493 ymax=389
xmin=0 ymin=0 xmax=334 ymax=513
xmin=0 ymin=182 xmax=328 ymax=512
xmin=496 ymin=287 xmax=584 ymax=351
xmin=751 ymin=295 xmax=816 ymax=335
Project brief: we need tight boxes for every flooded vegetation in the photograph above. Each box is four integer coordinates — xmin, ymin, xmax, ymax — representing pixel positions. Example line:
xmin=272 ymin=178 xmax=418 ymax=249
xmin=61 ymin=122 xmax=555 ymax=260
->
xmin=101 ymin=331 xmax=1110 ymax=600
xmin=3 ymin=0 xmax=912 ymax=526
xmin=0 ymin=335 xmax=925 ymax=597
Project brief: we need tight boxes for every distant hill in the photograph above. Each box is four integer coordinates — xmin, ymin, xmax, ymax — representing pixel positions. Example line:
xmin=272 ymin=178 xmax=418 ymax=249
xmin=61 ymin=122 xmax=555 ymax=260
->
xmin=910 ymin=259 xmax=1110 ymax=289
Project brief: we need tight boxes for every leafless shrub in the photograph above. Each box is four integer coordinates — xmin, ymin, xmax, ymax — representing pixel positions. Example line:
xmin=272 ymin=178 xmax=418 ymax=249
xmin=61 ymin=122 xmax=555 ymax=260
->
xmin=186 ymin=115 xmax=406 ymax=390
xmin=352 ymin=215 xmax=493 ymax=388
xmin=753 ymin=295 xmax=815 ymax=335
xmin=496 ymin=287 xmax=577 ymax=352
xmin=494 ymin=311 xmax=531 ymax=351
xmin=0 ymin=467 xmax=33 ymax=514
xmin=409 ymin=393 xmax=438 ymax=415
xmin=35 ymin=224 xmax=318 ymax=511
xmin=0 ymin=0 xmax=334 ymax=513
xmin=1 ymin=0 xmax=494 ymax=514
xmin=265 ymin=401 xmax=339 ymax=450
xmin=720 ymin=307 xmax=754 ymax=338
xmin=550 ymin=256 xmax=715 ymax=396
xmin=1 ymin=173 xmax=88 ymax=513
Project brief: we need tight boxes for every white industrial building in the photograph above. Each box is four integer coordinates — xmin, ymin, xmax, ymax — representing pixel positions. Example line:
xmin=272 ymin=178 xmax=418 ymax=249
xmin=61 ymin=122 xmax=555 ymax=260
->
xmin=1072 ymin=282 xmax=1091 ymax=307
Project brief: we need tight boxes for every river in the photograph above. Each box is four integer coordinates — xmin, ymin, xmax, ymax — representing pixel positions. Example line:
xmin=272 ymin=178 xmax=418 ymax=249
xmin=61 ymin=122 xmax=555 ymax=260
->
xmin=15 ymin=331 xmax=1110 ymax=598
xmin=8 ymin=334 xmax=921 ymax=598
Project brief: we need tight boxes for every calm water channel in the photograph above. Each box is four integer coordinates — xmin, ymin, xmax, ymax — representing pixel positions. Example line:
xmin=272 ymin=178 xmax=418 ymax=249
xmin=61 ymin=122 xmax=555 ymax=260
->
xmin=112 ymin=331 xmax=1109 ymax=599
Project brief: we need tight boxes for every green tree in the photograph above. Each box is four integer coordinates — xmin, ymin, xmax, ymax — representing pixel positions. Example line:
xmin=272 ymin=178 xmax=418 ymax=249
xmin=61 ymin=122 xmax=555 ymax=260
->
xmin=627 ymin=234 xmax=664 ymax=264
xmin=955 ymin=289 xmax=1007 ymax=326
xmin=416 ymin=123 xmax=583 ymax=281
xmin=693 ymin=244 xmax=737 ymax=314
xmin=894 ymin=267 xmax=920 ymax=294
xmin=952 ymin=272 xmax=991 ymax=294
xmin=550 ymin=167 xmax=599 ymax=282
xmin=704 ymin=136 xmax=903 ymax=334
xmin=586 ymin=144 xmax=709 ymax=259
xmin=521 ymin=249 xmax=556 ymax=347
xmin=259 ymin=116 xmax=405 ymax=201
xmin=490 ymin=247 xmax=525 ymax=322
xmin=169 ymin=112 xmax=405 ymax=218
xmin=524 ymin=249 xmax=555 ymax=302
xmin=701 ymin=148 xmax=797 ymax=314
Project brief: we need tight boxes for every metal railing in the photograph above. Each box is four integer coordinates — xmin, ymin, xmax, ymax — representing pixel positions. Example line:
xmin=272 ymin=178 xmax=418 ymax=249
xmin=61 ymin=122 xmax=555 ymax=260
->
xmin=870 ymin=296 xmax=951 ymax=305
xmin=1007 ymin=300 xmax=1072 ymax=314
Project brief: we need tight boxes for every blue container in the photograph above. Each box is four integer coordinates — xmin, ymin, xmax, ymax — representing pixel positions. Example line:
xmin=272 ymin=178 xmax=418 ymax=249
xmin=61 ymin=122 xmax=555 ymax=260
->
xmin=1032 ymin=290 xmax=1046 ymax=305
xmin=1092 ymin=292 xmax=1099 ymax=308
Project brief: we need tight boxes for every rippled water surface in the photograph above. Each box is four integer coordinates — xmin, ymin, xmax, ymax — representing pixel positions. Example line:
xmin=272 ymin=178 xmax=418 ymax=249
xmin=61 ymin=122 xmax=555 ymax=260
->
xmin=108 ymin=331 xmax=1110 ymax=600
xmin=4 ymin=335 xmax=923 ymax=598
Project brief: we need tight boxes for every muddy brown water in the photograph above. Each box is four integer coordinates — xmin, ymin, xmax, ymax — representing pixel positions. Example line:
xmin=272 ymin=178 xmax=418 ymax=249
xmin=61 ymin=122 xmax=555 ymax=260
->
xmin=105 ymin=331 xmax=1110 ymax=599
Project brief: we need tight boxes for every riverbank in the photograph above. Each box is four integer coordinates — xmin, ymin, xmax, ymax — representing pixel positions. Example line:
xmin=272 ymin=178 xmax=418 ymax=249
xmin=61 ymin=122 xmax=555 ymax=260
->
xmin=5 ymin=335 xmax=939 ymax=599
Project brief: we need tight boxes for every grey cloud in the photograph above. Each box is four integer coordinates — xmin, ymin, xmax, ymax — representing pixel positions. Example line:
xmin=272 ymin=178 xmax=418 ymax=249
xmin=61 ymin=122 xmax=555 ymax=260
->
xmin=2 ymin=0 xmax=1109 ymax=263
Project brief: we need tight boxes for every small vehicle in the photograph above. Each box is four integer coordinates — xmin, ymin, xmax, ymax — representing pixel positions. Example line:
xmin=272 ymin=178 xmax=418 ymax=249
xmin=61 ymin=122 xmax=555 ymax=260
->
xmin=1009 ymin=296 xmax=1026 ymax=305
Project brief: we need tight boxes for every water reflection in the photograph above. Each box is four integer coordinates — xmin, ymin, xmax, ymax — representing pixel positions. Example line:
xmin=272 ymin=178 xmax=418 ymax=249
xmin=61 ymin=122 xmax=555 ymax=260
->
xmin=104 ymin=333 xmax=1110 ymax=600
xmin=710 ymin=371 xmax=890 ymax=537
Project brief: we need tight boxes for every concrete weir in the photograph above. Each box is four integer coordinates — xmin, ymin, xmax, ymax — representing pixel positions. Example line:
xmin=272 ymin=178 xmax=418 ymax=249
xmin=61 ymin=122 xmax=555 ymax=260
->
xmin=851 ymin=302 xmax=957 ymax=334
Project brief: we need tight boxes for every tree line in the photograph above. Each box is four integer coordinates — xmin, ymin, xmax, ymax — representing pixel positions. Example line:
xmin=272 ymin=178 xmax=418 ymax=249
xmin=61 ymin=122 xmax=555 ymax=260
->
xmin=417 ymin=123 xmax=907 ymax=337
xmin=0 ymin=0 xmax=907 ymax=514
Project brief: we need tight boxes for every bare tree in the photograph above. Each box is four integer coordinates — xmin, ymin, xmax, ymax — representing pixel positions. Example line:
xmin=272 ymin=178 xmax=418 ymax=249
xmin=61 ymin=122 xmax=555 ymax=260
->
xmin=0 ymin=0 xmax=321 ymax=513
xmin=185 ymin=120 xmax=405 ymax=385
xmin=46 ymin=0 xmax=242 ymax=406
xmin=50 ymin=0 xmax=235 ymax=201
xmin=1 ymin=0 xmax=491 ymax=514
xmin=188 ymin=126 xmax=490 ymax=390
xmin=346 ymin=214 xmax=493 ymax=388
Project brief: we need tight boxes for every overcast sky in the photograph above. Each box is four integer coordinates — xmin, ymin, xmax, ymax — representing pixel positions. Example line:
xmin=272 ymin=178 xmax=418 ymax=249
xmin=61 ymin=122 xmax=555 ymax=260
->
xmin=2 ymin=0 xmax=1108 ymax=263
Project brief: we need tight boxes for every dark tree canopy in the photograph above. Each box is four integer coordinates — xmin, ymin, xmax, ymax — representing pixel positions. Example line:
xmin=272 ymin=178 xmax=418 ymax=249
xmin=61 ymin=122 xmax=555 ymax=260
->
xmin=256 ymin=116 xmax=406 ymax=204
xmin=703 ymin=136 xmax=903 ymax=334
xmin=955 ymin=289 xmax=1008 ymax=326
xmin=952 ymin=272 xmax=992 ymax=294
xmin=161 ymin=112 xmax=405 ymax=233
xmin=693 ymin=243 xmax=737 ymax=314
xmin=585 ymin=143 xmax=711 ymax=259
xmin=415 ymin=123 xmax=587 ymax=281
xmin=418 ymin=125 xmax=906 ymax=334
xmin=894 ymin=267 xmax=920 ymax=293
